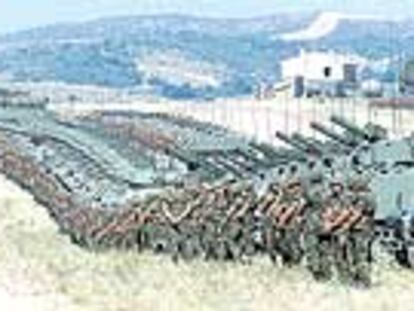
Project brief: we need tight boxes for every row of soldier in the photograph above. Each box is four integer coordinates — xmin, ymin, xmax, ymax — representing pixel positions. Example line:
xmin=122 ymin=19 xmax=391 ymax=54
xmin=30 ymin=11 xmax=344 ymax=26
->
xmin=0 ymin=132 xmax=375 ymax=286
xmin=128 ymin=172 xmax=375 ymax=286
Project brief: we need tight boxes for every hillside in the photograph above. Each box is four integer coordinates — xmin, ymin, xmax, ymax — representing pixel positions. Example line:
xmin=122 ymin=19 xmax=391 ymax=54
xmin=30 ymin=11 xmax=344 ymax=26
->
xmin=0 ymin=12 xmax=413 ymax=100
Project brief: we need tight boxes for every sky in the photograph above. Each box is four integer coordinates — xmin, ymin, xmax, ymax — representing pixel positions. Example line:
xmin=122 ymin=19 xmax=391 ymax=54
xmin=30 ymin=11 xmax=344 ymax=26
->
xmin=0 ymin=0 xmax=413 ymax=34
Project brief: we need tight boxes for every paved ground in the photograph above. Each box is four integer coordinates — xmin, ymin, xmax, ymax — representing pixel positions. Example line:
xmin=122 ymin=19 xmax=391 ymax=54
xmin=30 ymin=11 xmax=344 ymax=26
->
xmin=1 ymin=175 xmax=414 ymax=311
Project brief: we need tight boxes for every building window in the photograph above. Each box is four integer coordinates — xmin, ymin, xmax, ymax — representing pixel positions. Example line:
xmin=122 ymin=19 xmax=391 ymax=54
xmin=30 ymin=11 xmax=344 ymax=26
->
xmin=323 ymin=66 xmax=332 ymax=78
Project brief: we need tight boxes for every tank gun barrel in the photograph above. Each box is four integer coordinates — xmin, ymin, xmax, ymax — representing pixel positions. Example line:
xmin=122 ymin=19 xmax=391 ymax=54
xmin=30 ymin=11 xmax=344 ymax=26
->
xmin=208 ymin=156 xmax=246 ymax=178
xmin=275 ymin=131 xmax=309 ymax=154
xmin=291 ymin=133 xmax=324 ymax=156
xmin=310 ymin=121 xmax=355 ymax=147
xmin=250 ymin=143 xmax=281 ymax=159
xmin=165 ymin=148 xmax=226 ymax=177
xmin=222 ymin=152 xmax=256 ymax=173
xmin=330 ymin=116 xmax=372 ymax=142
xmin=234 ymin=148 xmax=271 ymax=167
xmin=250 ymin=143 xmax=304 ymax=165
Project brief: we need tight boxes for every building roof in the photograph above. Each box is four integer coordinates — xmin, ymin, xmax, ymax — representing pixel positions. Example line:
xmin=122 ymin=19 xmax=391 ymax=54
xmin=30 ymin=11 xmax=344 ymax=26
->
xmin=281 ymin=50 xmax=366 ymax=81
xmin=284 ymin=50 xmax=363 ymax=65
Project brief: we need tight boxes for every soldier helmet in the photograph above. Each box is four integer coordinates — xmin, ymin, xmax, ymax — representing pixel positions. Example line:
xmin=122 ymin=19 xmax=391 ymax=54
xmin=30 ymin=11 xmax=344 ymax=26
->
xmin=347 ymin=174 xmax=371 ymax=192
xmin=329 ymin=174 xmax=345 ymax=193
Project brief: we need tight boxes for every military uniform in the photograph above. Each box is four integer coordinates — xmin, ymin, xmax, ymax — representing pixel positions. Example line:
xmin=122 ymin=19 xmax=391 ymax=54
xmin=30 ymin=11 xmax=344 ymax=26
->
xmin=303 ymin=175 xmax=334 ymax=280
xmin=345 ymin=177 xmax=375 ymax=286
xmin=322 ymin=174 xmax=375 ymax=286
xmin=275 ymin=179 xmax=305 ymax=266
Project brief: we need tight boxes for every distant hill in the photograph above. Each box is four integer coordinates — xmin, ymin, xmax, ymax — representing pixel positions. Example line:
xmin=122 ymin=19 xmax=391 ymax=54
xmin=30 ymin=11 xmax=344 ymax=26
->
xmin=0 ymin=12 xmax=413 ymax=100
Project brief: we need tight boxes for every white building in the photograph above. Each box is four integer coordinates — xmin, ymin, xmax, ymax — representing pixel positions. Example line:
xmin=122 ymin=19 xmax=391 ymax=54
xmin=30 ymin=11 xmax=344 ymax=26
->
xmin=280 ymin=50 xmax=365 ymax=98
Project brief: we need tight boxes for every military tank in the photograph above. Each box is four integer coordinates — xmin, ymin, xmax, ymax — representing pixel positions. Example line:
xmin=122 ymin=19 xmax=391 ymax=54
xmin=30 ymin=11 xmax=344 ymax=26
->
xmin=0 ymin=101 xmax=413 ymax=287
xmin=0 ymin=103 xmax=282 ymax=262
xmin=268 ymin=115 xmax=414 ymax=284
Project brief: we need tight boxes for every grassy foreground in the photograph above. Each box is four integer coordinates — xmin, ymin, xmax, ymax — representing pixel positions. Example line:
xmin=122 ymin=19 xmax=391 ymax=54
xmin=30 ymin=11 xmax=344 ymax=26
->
xmin=0 ymin=175 xmax=414 ymax=311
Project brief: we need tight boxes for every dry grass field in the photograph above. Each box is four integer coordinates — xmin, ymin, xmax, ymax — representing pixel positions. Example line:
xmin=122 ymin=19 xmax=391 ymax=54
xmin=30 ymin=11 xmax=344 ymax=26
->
xmin=1 ymin=175 xmax=414 ymax=311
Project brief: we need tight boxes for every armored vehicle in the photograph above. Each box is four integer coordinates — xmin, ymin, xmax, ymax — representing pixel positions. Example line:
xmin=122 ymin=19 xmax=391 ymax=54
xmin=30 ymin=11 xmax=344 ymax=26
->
xmin=1 ymin=102 xmax=414 ymax=286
